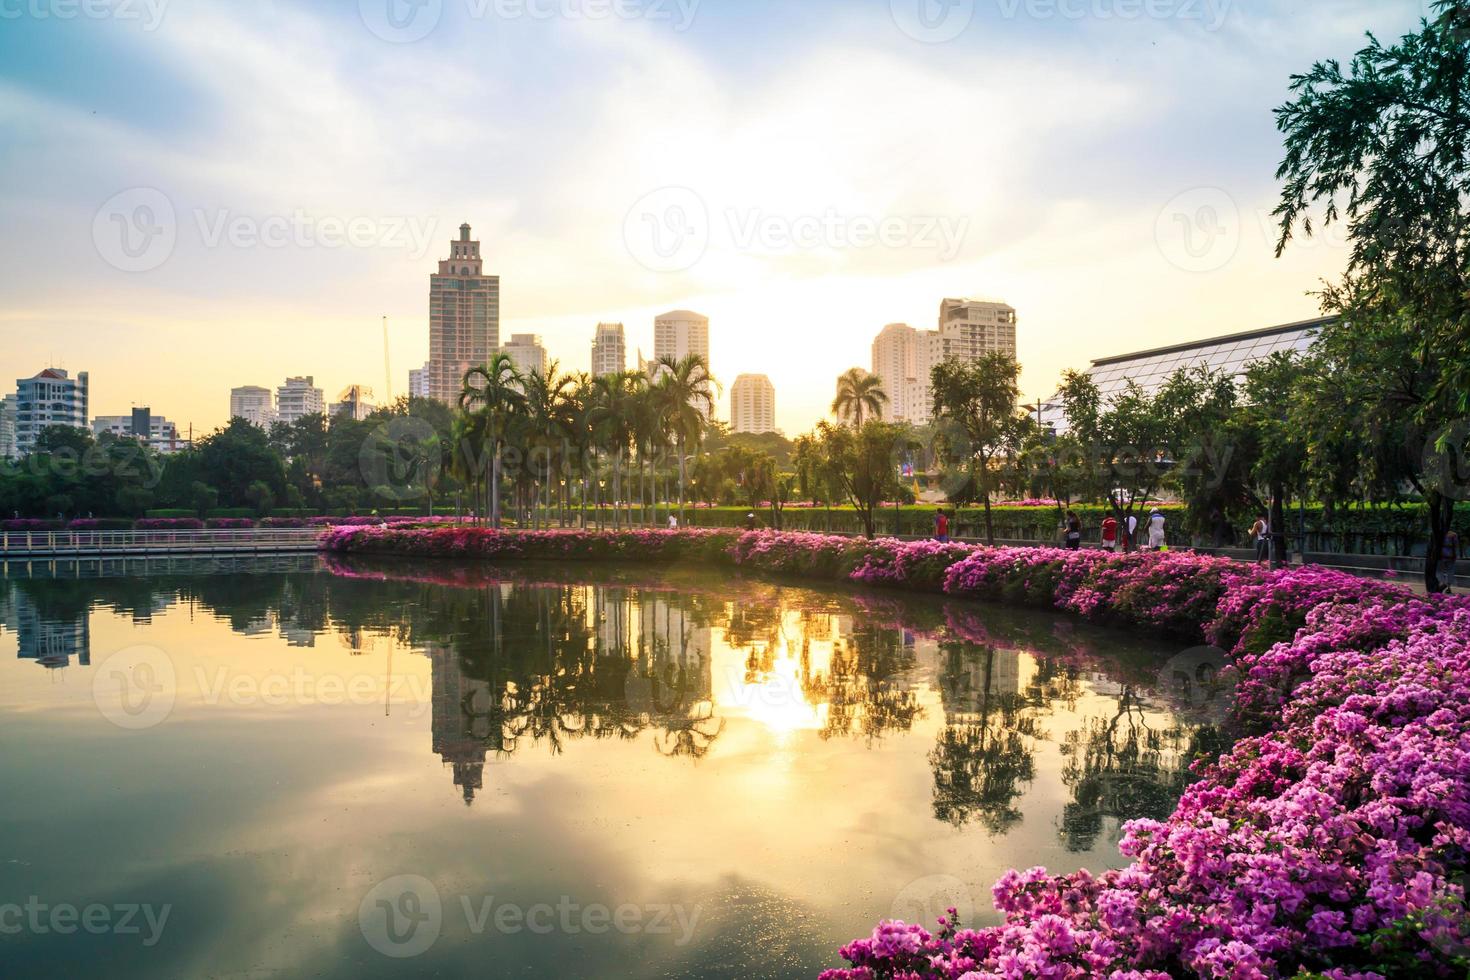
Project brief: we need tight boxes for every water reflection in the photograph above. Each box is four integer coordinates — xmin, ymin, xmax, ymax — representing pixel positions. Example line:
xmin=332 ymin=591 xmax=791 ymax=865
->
xmin=0 ymin=557 xmax=1221 ymax=977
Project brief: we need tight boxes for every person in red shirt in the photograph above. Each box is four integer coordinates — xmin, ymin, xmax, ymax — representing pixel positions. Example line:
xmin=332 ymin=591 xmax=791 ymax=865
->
xmin=1101 ymin=515 xmax=1118 ymax=552
xmin=935 ymin=509 xmax=950 ymax=543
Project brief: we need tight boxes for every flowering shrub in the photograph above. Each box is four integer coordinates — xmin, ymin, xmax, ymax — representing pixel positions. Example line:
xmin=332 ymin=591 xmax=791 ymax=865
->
xmin=1 ymin=519 xmax=63 ymax=532
xmin=322 ymin=527 xmax=1470 ymax=976
xmin=204 ymin=517 xmax=255 ymax=529
xmin=134 ymin=518 xmax=205 ymax=530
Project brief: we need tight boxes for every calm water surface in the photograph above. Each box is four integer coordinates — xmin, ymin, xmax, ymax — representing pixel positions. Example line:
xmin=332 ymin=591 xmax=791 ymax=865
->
xmin=0 ymin=556 xmax=1220 ymax=978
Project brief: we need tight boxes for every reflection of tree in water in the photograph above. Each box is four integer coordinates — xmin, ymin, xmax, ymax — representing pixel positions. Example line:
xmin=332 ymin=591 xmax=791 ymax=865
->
xmin=929 ymin=643 xmax=1048 ymax=833
xmin=1058 ymin=690 xmax=1222 ymax=852
xmin=804 ymin=622 xmax=922 ymax=743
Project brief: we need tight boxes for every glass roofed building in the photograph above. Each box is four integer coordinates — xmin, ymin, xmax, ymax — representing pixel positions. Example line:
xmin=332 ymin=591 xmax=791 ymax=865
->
xmin=1038 ymin=315 xmax=1334 ymax=433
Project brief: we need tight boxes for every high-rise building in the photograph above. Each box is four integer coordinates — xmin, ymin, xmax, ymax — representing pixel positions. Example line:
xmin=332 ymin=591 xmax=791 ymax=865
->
xmin=500 ymin=334 xmax=548 ymax=376
xmin=654 ymin=310 xmax=712 ymax=417
xmin=92 ymin=409 xmax=189 ymax=453
xmin=871 ymin=323 xmax=931 ymax=424
xmin=0 ymin=395 xmax=15 ymax=460
xmin=408 ymin=363 xmax=431 ymax=399
xmin=230 ymin=386 xmax=276 ymax=429
xmin=429 ymin=223 xmax=500 ymax=404
xmin=335 ymin=385 xmax=375 ymax=421
xmin=14 ymin=368 xmax=88 ymax=456
xmin=592 ymin=323 xmax=627 ymax=376
xmin=730 ymin=374 xmax=777 ymax=435
xmin=869 ymin=299 xmax=1019 ymax=426
xmin=934 ymin=298 xmax=1018 ymax=362
xmin=276 ymin=376 xmax=325 ymax=425
xmin=653 ymin=310 xmax=710 ymax=370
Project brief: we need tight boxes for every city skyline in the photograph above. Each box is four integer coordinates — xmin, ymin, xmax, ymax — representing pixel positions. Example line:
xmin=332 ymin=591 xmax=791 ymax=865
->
xmin=0 ymin=1 xmax=1407 ymax=438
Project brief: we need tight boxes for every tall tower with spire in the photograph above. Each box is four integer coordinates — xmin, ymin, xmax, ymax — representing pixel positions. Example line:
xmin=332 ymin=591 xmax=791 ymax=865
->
xmin=428 ymin=223 xmax=500 ymax=404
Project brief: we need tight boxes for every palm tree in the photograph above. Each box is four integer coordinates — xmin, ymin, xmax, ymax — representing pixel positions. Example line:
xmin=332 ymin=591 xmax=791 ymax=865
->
xmin=591 ymin=371 xmax=642 ymax=530
xmin=459 ymin=352 xmax=527 ymax=529
xmin=832 ymin=368 xmax=888 ymax=427
xmin=653 ymin=354 xmax=718 ymax=523
xmin=521 ymin=363 xmax=576 ymax=529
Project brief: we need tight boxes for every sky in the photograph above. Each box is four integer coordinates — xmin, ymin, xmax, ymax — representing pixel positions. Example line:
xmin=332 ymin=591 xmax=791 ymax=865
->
xmin=0 ymin=0 xmax=1428 ymax=436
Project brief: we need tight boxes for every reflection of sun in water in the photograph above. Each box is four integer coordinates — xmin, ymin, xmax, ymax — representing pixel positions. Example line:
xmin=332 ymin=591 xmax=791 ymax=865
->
xmin=728 ymin=638 xmax=827 ymax=740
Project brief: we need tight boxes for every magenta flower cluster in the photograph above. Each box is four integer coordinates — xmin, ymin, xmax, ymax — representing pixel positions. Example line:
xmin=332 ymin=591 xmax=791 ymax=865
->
xmin=322 ymin=527 xmax=1470 ymax=976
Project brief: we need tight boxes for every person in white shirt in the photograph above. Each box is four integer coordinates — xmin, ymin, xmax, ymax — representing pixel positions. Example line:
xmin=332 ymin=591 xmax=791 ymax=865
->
xmin=1126 ymin=514 xmax=1138 ymax=551
xmin=1148 ymin=510 xmax=1167 ymax=550
xmin=667 ymin=515 xmax=678 ymax=529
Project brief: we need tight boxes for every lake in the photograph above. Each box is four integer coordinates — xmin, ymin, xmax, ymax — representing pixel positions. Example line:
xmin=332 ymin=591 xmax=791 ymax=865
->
xmin=0 ymin=555 xmax=1222 ymax=978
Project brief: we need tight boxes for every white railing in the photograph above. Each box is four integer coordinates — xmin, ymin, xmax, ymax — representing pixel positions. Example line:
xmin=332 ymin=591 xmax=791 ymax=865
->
xmin=0 ymin=528 xmax=324 ymax=557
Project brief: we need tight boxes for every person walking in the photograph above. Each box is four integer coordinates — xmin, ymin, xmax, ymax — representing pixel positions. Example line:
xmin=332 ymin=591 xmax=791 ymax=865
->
xmin=1147 ymin=509 xmax=1167 ymax=551
xmin=744 ymin=512 xmax=758 ymax=531
xmin=1064 ymin=509 xmax=1082 ymax=550
xmin=1439 ymin=527 xmax=1460 ymax=594
xmin=934 ymin=509 xmax=950 ymax=543
xmin=1125 ymin=513 xmax=1138 ymax=552
xmin=1101 ymin=514 xmax=1118 ymax=552
xmin=1249 ymin=515 xmax=1269 ymax=564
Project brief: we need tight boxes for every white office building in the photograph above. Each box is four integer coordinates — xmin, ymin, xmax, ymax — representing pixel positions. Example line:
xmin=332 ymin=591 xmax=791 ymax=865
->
xmin=592 ymin=323 xmax=627 ymax=376
xmin=730 ymin=374 xmax=777 ymax=435
xmin=870 ymin=299 xmax=1018 ymax=426
xmin=15 ymin=368 xmax=88 ymax=456
xmin=92 ymin=410 xmax=189 ymax=453
xmin=276 ymin=377 xmax=325 ymax=425
xmin=230 ymin=386 xmax=277 ymax=429
xmin=501 ymin=334 xmax=548 ymax=376
xmin=653 ymin=310 xmax=710 ymax=370
xmin=409 ymin=363 xmax=431 ymax=399
xmin=0 ymin=395 xmax=15 ymax=460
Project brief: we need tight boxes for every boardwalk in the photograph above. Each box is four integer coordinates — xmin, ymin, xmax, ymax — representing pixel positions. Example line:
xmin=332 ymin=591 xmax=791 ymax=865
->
xmin=0 ymin=528 xmax=323 ymax=560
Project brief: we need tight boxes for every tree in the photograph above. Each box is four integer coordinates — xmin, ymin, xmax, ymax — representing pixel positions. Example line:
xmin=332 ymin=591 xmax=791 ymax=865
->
xmin=1274 ymin=1 xmax=1470 ymax=588
xmin=831 ymin=368 xmax=888 ymax=427
xmin=816 ymin=420 xmax=909 ymax=539
xmin=459 ymin=352 xmax=527 ymax=528
xmin=652 ymin=354 xmax=718 ymax=522
xmin=929 ymin=354 xmax=1024 ymax=545
xmin=1237 ymin=352 xmax=1312 ymax=564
